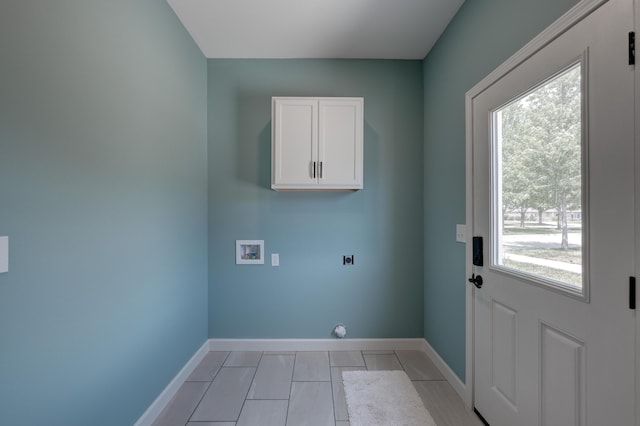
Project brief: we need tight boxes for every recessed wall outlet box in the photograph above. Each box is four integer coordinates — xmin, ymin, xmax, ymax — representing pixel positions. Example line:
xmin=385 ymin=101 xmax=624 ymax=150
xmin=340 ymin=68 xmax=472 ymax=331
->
xmin=271 ymin=253 xmax=279 ymax=267
xmin=343 ymin=255 xmax=354 ymax=265
xmin=236 ymin=240 xmax=265 ymax=265
xmin=456 ymin=225 xmax=466 ymax=243
xmin=0 ymin=237 xmax=8 ymax=273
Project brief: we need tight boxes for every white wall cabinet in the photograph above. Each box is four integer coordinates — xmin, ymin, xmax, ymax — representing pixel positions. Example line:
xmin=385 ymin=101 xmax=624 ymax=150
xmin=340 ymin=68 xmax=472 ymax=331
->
xmin=271 ymin=97 xmax=363 ymax=191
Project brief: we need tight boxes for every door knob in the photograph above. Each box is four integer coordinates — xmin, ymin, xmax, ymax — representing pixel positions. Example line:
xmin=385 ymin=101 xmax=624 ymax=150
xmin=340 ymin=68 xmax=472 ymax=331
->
xmin=468 ymin=274 xmax=483 ymax=289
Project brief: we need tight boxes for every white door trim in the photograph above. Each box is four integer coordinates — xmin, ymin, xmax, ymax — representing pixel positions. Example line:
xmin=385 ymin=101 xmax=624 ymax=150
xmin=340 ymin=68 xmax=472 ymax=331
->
xmin=464 ymin=0 xmax=612 ymax=410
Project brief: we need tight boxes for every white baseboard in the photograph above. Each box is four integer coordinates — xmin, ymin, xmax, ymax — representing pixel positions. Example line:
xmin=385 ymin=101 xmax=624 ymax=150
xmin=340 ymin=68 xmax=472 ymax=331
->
xmin=134 ymin=340 xmax=210 ymax=426
xmin=421 ymin=338 xmax=471 ymax=409
xmin=136 ymin=337 xmax=463 ymax=425
xmin=208 ymin=338 xmax=427 ymax=352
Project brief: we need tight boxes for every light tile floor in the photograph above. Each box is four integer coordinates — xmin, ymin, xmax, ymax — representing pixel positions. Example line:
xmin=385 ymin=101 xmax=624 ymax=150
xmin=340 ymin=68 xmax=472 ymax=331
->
xmin=152 ymin=350 xmax=483 ymax=426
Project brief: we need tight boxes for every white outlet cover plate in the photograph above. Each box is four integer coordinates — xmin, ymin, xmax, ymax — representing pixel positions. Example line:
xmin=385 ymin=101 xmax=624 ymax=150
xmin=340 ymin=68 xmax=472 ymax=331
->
xmin=0 ymin=236 xmax=8 ymax=273
xmin=271 ymin=253 xmax=279 ymax=267
xmin=456 ymin=225 xmax=466 ymax=243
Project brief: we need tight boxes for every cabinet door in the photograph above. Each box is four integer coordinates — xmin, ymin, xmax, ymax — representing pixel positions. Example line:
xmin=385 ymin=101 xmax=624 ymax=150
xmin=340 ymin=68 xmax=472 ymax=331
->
xmin=272 ymin=98 xmax=318 ymax=187
xmin=318 ymin=99 xmax=363 ymax=189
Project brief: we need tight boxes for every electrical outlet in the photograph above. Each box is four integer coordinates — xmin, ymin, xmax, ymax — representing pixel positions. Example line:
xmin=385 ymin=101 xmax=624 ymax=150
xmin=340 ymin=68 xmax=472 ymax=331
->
xmin=0 ymin=237 xmax=7 ymax=273
xmin=456 ymin=224 xmax=466 ymax=243
xmin=343 ymin=255 xmax=354 ymax=265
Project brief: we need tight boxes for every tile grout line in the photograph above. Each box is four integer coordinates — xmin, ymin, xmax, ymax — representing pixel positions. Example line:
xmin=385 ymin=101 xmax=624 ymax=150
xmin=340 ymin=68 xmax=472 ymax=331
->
xmin=393 ymin=349 xmax=408 ymax=374
xmin=283 ymin=351 xmax=297 ymax=426
xmin=328 ymin=354 xmax=338 ymax=425
xmin=330 ymin=351 xmax=339 ymax=425
xmin=185 ymin=351 xmax=231 ymax=425
xmin=284 ymin=354 xmax=294 ymax=426
xmin=235 ymin=351 xmax=263 ymax=424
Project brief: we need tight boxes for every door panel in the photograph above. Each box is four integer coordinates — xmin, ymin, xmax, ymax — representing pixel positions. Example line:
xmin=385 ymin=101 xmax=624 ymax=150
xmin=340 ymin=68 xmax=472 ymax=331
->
xmin=491 ymin=300 xmax=517 ymax=408
xmin=470 ymin=1 xmax=635 ymax=425
xmin=540 ymin=323 xmax=584 ymax=426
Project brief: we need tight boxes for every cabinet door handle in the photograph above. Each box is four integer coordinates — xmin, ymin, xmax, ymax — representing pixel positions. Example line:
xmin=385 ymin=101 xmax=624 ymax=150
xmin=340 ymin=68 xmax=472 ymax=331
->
xmin=319 ymin=161 xmax=323 ymax=179
xmin=312 ymin=161 xmax=316 ymax=178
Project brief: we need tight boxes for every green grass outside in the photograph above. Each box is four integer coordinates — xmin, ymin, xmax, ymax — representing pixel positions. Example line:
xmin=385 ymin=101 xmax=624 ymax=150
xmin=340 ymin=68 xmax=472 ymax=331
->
xmin=502 ymin=259 xmax=582 ymax=288
xmin=503 ymin=226 xmax=582 ymax=235
xmin=499 ymin=220 xmax=583 ymax=287
xmin=506 ymin=247 xmax=581 ymax=264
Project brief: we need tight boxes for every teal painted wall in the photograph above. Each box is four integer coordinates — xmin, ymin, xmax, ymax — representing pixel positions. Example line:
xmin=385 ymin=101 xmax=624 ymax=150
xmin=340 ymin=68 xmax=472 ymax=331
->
xmin=208 ymin=60 xmax=424 ymax=338
xmin=422 ymin=0 xmax=581 ymax=381
xmin=0 ymin=0 xmax=589 ymax=422
xmin=0 ymin=1 xmax=207 ymax=425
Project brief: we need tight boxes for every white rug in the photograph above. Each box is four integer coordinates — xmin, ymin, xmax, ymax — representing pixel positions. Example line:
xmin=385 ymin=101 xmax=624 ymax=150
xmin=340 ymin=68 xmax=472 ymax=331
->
xmin=342 ymin=370 xmax=437 ymax=426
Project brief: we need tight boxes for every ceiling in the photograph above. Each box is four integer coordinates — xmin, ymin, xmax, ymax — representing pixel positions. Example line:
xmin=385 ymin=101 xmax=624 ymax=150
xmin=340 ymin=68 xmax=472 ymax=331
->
xmin=167 ymin=0 xmax=465 ymax=59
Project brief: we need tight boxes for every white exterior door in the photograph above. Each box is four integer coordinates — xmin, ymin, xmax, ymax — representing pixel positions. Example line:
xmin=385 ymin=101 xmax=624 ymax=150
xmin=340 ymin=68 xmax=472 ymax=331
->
xmin=468 ymin=0 xmax=636 ymax=425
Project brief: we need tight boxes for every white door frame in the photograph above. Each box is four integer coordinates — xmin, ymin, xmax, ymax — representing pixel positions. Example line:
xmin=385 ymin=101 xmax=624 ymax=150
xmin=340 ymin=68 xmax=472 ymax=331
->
xmin=463 ymin=0 xmax=623 ymax=411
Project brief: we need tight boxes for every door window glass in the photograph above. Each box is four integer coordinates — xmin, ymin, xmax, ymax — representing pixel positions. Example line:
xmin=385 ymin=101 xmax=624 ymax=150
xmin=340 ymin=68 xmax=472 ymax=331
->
xmin=492 ymin=62 xmax=583 ymax=293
